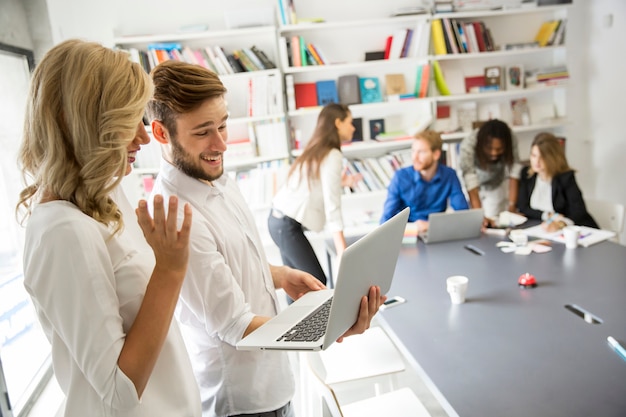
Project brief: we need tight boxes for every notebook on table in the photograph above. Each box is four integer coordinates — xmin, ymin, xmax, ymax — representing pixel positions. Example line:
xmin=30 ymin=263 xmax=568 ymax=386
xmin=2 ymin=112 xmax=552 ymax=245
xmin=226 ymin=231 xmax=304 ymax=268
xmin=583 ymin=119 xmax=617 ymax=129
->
xmin=419 ymin=208 xmax=484 ymax=244
xmin=236 ymin=207 xmax=410 ymax=351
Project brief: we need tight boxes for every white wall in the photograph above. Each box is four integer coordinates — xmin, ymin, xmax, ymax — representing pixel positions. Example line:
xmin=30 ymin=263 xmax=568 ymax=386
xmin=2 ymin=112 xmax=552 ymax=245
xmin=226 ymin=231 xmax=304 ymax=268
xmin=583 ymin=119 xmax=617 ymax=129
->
xmin=585 ymin=0 xmax=626 ymax=244
xmin=40 ymin=0 xmax=626 ymax=244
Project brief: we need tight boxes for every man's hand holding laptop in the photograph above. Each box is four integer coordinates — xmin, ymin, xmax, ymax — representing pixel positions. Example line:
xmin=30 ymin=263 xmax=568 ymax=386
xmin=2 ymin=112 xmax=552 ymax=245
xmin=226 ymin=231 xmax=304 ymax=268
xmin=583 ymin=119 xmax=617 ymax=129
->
xmin=246 ymin=265 xmax=385 ymax=343
xmin=336 ymin=285 xmax=386 ymax=343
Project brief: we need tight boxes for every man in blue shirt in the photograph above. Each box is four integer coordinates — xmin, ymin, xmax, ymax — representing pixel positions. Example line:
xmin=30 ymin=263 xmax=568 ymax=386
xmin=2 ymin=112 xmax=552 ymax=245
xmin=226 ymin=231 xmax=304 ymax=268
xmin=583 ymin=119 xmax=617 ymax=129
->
xmin=380 ymin=130 xmax=469 ymax=232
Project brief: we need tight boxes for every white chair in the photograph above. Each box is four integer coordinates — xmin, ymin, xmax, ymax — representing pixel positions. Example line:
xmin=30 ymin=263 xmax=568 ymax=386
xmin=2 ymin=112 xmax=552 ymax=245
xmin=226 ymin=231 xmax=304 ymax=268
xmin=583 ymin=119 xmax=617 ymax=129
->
xmin=303 ymin=326 xmax=432 ymax=417
xmin=585 ymin=198 xmax=625 ymax=242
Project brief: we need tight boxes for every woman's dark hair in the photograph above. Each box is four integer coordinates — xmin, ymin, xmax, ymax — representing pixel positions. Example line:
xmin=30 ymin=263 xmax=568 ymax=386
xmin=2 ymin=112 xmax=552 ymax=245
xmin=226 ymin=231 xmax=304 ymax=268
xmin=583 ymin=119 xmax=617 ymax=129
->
xmin=288 ymin=103 xmax=350 ymax=185
xmin=475 ymin=119 xmax=514 ymax=169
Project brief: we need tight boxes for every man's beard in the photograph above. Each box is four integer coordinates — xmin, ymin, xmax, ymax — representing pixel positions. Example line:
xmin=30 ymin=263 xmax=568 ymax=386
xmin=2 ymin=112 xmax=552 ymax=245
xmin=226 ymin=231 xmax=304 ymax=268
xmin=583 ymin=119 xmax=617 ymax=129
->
xmin=171 ymin=136 xmax=223 ymax=182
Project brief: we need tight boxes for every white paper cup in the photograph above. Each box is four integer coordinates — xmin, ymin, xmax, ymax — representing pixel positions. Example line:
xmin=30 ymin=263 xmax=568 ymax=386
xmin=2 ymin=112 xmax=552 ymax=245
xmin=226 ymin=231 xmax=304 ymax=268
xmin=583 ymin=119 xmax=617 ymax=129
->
xmin=446 ymin=275 xmax=469 ymax=304
xmin=563 ymin=226 xmax=581 ymax=249
xmin=509 ymin=230 xmax=528 ymax=247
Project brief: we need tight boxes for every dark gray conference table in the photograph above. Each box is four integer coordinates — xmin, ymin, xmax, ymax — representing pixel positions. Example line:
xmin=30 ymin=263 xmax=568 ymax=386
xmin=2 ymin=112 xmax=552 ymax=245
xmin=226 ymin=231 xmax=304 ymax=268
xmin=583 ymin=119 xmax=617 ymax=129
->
xmin=376 ymin=234 xmax=626 ymax=417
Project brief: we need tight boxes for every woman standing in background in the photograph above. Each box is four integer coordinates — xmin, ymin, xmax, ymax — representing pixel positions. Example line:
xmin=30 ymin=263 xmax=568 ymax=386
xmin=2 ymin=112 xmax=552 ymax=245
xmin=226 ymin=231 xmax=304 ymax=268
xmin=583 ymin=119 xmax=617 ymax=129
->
xmin=269 ymin=103 xmax=362 ymax=287
xmin=459 ymin=119 xmax=523 ymax=226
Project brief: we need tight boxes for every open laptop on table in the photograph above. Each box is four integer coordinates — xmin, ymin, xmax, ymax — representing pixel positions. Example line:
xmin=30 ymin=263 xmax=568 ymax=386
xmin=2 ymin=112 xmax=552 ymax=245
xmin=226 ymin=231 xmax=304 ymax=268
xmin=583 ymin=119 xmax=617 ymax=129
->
xmin=236 ymin=207 xmax=410 ymax=352
xmin=419 ymin=208 xmax=484 ymax=244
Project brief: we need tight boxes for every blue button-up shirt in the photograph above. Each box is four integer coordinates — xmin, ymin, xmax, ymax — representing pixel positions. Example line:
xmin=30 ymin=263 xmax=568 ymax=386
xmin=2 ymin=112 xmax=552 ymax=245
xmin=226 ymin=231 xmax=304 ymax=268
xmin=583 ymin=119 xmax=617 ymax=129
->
xmin=380 ymin=163 xmax=469 ymax=223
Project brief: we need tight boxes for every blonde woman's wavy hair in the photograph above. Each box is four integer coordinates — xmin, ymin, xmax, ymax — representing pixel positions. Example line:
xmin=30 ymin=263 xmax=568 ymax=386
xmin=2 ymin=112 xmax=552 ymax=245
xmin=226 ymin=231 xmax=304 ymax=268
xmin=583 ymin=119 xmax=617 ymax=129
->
xmin=17 ymin=39 xmax=153 ymax=234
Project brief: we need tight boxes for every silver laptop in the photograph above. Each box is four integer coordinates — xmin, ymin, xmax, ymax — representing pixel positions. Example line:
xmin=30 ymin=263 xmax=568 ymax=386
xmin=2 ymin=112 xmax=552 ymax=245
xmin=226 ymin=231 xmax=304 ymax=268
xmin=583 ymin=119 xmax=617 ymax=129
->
xmin=236 ymin=207 xmax=410 ymax=351
xmin=419 ymin=208 xmax=484 ymax=244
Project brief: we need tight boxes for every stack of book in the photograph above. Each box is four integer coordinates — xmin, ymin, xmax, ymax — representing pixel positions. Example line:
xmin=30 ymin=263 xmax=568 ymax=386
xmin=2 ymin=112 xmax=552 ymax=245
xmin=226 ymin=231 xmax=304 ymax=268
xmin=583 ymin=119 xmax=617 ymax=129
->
xmin=534 ymin=19 xmax=567 ymax=47
xmin=280 ymin=36 xmax=328 ymax=67
xmin=123 ymin=43 xmax=276 ymax=75
xmin=526 ymin=65 xmax=569 ymax=88
xmin=431 ymin=18 xmax=494 ymax=55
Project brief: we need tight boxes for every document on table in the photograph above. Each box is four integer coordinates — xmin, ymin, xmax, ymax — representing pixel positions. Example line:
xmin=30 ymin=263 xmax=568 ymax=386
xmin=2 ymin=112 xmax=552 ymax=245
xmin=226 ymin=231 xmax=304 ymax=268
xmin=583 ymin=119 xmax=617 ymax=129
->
xmin=521 ymin=225 xmax=616 ymax=247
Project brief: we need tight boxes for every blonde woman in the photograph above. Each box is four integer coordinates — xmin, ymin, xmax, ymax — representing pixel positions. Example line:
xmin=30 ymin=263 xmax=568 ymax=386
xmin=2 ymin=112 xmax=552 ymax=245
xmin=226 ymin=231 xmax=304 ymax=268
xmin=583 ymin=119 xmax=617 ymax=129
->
xmin=17 ymin=40 xmax=200 ymax=416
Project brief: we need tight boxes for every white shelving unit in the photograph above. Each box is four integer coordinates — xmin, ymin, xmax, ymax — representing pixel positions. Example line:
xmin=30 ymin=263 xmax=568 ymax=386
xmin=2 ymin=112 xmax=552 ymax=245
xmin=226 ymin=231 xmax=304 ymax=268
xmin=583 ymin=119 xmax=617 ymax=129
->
xmin=115 ymin=3 xmax=571 ymax=237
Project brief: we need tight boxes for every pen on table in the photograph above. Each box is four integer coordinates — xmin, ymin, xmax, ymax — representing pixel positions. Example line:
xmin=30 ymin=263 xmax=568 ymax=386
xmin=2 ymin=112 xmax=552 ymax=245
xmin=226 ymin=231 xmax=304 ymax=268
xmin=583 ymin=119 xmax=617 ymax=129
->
xmin=607 ymin=336 xmax=626 ymax=362
xmin=464 ymin=244 xmax=485 ymax=256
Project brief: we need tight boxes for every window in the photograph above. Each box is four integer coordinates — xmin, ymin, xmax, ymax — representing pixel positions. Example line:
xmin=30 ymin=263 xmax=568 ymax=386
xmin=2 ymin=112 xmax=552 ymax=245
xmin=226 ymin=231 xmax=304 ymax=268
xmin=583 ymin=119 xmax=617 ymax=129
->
xmin=0 ymin=43 xmax=53 ymax=417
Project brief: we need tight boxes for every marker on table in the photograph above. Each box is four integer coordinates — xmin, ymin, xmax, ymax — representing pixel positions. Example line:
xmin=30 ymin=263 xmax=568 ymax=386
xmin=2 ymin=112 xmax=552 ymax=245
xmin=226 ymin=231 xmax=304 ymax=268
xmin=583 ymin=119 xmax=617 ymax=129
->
xmin=464 ymin=244 xmax=485 ymax=256
xmin=607 ymin=336 xmax=626 ymax=363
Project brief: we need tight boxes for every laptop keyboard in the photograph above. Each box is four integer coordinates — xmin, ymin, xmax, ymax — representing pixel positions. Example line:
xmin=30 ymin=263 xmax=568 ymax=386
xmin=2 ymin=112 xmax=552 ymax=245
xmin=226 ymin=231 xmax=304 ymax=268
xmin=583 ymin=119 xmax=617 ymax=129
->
xmin=276 ymin=298 xmax=333 ymax=342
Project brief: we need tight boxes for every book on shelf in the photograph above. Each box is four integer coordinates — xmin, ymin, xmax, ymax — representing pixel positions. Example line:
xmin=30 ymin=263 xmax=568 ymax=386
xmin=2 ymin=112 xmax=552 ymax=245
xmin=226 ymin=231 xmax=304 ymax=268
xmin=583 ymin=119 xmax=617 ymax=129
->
xmin=298 ymin=36 xmax=308 ymax=67
xmin=253 ymin=119 xmax=289 ymax=158
xmin=365 ymin=51 xmax=385 ymax=61
xmin=506 ymin=65 xmax=524 ymax=90
xmin=369 ymin=119 xmax=385 ymax=140
xmin=285 ymin=75 xmax=296 ymax=112
xmin=471 ymin=21 xmax=487 ymax=52
xmin=417 ymin=63 xmax=430 ymax=98
xmin=400 ymin=28 xmax=414 ymax=58
xmin=226 ymin=53 xmax=246 ymax=72
xmin=351 ymin=118 xmax=363 ymax=142
xmin=431 ymin=19 xmax=447 ymax=55
xmin=464 ymin=75 xmax=486 ymax=93
xmin=511 ymin=98 xmax=531 ymax=126
xmin=337 ymin=74 xmax=361 ymax=105
xmin=463 ymin=22 xmax=480 ymax=53
xmin=359 ymin=77 xmax=383 ymax=104
xmin=453 ymin=20 xmax=469 ymax=53
xmin=434 ymin=104 xmax=456 ymax=133
xmin=388 ymin=28 xmax=410 ymax=60
xmin=278 ymin=37 xmax=290 ymax=68
xmin=484 ymin=66 xmax=503 ymax=89
xmin=226 ymin=138 xmax=256 ymax=160
xmin=241 ymin=47 xmax=266 ymax=70
xmin=534 ymin=20 xmax=561 ymax=47
xmin=501 ymin=41 xmax=540 ymax=51
xmin=457 ymin=102 xmax=478 ymax=132
xmin=363 ymin=157 xmax=393 ymax=188
xmin=552 ymin=18 xmax=567 ymax=46
xmin=306 ymin=43 xmax=325 ymax=65
xmin=214 ymin=46 xmax=235 ymax=74
xmin=294 ymin=82 xmax=318 ymax=109
xmin=384 ymin=74 xmax=407 ymax=96
xmin=315 ymin=80 xmax=339 ymax=106
xmin=250 ymin=45 xmax=276 ymax=69
xmin=289 ymin=35 xmax=301 ymax=66
xmin=441 ymin=18 xmax=459 ymax=54
xmin=432 ymin=61 xmax=451 ymax=96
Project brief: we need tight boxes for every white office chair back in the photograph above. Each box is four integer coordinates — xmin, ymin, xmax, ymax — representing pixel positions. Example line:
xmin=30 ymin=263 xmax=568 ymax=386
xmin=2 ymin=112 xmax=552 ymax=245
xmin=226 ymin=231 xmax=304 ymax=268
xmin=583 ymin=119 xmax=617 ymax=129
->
xmin=585 ymin=198 xmax=625 ymax=235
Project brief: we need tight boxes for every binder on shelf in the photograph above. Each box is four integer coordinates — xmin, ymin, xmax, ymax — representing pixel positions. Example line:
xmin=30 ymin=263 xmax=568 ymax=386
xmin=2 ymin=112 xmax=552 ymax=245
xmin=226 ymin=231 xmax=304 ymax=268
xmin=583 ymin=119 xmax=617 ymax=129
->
xmin=315 ymin=80 xmax=339 ymax=106
xmin=294 ymin=82 xmax=318 ymax=109
xmin=338 ymin=74 xmax=361 ymax=105
xmin=431 ymin=19 xmax=447 ymax=55
xmin=359 ymin=77 xmax=383 ymax=104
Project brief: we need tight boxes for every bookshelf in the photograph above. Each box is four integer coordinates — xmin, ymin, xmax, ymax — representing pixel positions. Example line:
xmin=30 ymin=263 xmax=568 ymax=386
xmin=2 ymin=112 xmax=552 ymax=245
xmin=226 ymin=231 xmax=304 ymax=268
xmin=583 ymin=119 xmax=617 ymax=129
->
xmin=114 ymin=2 xmax=571 ymax=240
xmin=429 ymin=5 xmax=570 ymax=150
